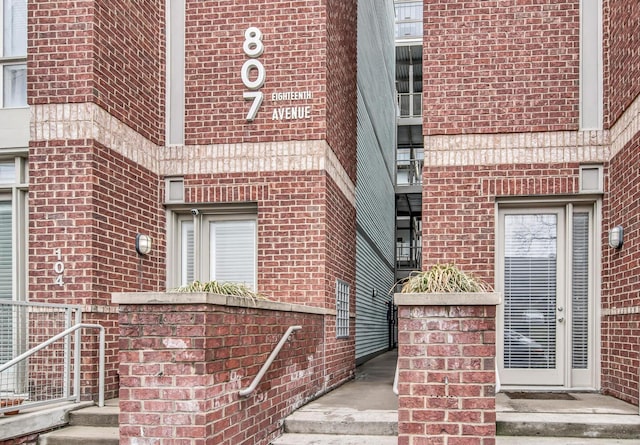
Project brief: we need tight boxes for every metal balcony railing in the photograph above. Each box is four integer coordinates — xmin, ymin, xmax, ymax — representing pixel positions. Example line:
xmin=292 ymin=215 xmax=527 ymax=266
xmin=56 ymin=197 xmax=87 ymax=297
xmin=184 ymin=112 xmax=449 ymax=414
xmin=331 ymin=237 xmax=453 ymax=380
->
xmin=396 ymin=244 xmax=422 ymax=270
xmin=0 ymin=301 xmax=105 ymax=413
xmin=396 ymin=157 xmax=423 ymax=186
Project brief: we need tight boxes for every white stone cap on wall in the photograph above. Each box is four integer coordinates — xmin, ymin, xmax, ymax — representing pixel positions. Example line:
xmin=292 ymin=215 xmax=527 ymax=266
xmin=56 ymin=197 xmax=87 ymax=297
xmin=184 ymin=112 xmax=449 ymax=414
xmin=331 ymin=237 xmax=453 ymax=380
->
xmin=112 ymin=292 xmax=335 ymax=315
xmin=394 ymin=292 xmax=502 ymax=306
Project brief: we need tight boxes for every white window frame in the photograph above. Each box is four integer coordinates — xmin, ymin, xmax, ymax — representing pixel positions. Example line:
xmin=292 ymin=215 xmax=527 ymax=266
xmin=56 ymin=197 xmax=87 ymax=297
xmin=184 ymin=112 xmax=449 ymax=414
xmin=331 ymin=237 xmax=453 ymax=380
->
xmin=0 ymin=155 xmax=28 ymax=302
xmin=166 ymin=0 xmax=185 ymax=145
xmin=166 ymin=205 xmax=258 ymax=290
xmin=1 ymin=0 xmax=28 ymax=109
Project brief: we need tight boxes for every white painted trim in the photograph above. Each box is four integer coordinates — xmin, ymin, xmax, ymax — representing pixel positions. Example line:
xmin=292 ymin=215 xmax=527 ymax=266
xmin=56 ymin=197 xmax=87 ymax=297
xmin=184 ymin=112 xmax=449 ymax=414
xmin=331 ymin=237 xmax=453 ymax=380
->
xmin=579 ymin=0 xmax=604 ymax=130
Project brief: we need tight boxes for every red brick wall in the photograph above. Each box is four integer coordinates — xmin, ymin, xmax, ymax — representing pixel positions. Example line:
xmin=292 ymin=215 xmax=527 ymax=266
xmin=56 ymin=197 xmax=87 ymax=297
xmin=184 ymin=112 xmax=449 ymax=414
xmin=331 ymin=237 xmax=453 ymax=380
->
xmin=29 ymin=1 xmax=165 ymax=145
xmin=326 ymin=0 xmax=358 ymax=182
xmin=183 ymin=1 xmax=327 ymax=145
xmin=93 ymin=0 xmax=165 ymax=144
xmin=118 ymin=302 xmax=328 ymax=445
xmin=422 ymin=163 xmax=581 ymax=280
xmin=604 ymin=0 xmax=640 ymax=128
xmin=28 ymin=1 xmax=94 ymax=104
xmin=423 ymin=1 xmax=580 ymax=135
xmin=601 ymin=133 xmax=640 ymax=406
xmin=184 ymin=172 xmax=356 ymax=309
xmin=324 ymin=177 xmax=356 ymax=385
xmin=28 ymin=140 xmax=165 ymax=398
xmin=181 ymin=172 xmax=356 ymax=388
xmin=397 ymin=300 xmax=498 ymax=445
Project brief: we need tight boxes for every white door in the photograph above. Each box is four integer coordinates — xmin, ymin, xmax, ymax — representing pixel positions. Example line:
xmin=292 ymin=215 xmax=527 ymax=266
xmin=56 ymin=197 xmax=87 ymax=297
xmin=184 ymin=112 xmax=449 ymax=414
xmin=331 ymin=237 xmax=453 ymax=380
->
xmin=497 ymin=205 xmax=597 ymax=389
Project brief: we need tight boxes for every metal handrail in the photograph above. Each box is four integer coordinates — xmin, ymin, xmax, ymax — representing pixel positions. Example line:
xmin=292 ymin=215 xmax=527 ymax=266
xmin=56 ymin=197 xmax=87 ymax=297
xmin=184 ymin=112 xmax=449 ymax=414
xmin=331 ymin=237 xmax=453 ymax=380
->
xmin=0 ymin=323 xmax=105 ymax=407
xmin=238 ymin=325 xmax=302 ymax=397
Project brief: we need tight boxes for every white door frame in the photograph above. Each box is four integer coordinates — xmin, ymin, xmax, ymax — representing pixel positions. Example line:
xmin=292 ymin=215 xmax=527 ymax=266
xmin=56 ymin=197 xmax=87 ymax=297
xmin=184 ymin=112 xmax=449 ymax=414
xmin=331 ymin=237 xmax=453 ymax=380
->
xmin=495 ymin=198 xmax=601 ymax=391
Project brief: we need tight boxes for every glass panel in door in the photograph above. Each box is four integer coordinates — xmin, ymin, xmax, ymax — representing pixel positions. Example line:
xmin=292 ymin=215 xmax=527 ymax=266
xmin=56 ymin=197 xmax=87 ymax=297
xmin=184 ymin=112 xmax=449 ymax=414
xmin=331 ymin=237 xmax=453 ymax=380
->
xmin=500 ymin=210 xmax=565 ymax=386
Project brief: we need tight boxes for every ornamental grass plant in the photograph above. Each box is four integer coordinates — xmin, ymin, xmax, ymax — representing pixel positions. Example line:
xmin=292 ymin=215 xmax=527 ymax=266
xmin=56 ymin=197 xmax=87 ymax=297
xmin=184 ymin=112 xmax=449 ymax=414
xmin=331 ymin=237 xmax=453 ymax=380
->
xmin=173 ymin=280 xmax=268 ymax=302
xmin=399 ymin=263 xmax=491 ymax=294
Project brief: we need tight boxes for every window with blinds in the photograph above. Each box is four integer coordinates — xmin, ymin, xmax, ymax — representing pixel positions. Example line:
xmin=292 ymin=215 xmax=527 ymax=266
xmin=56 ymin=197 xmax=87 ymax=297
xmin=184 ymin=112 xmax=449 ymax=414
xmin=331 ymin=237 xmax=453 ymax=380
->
xmin=209 ymin=220 xmax=256 ymax=289
xmin=572 ymin=213 xmax=589 ymax=369
xmin=0 ymin=201 xmax=12 ymax=363
xmin=503 ymin=214 xmax=557 ymax=370
xmin=174 ymin=212 xmax=257 ymax=290
xmin=180 ymin=220 xmax=194 ymax=286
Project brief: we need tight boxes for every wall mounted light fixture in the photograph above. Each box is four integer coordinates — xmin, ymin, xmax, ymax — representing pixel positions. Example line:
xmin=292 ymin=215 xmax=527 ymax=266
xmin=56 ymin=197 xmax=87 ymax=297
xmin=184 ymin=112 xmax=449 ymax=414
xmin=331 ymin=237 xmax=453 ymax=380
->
xmin=608 ymin=225 xmax=624 ymax=249
xmin=135 ymin=234 xmax=153 ymax=255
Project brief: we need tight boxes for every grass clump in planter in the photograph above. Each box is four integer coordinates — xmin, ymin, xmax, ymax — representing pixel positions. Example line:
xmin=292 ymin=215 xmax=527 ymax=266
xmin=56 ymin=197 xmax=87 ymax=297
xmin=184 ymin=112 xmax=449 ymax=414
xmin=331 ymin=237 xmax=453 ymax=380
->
xmin=173 ymin=280 xmax=269 ymax=302
xmin=399 ymin=263 xmax=490 ymax=293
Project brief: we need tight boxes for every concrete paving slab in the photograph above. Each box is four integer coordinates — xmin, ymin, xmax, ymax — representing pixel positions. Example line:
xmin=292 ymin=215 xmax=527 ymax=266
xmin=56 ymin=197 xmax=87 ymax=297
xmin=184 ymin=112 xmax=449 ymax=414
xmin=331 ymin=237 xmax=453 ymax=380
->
xmin=497 ymin=392 xmax=639 ymax=415
xmin=497 ymin=412 xmax=640 ymax=439
xmin=271 ymin=433 xmax=398 ymax=445
xmin=285 ymin=408 xmax=398 ymax=435
xmin=302 ymin=350 xmax=398 ymax=411
xmin=38 ymin=425 xmax=118 ymax=445
xmin=497 ymin=437 xmax=640 ymax=444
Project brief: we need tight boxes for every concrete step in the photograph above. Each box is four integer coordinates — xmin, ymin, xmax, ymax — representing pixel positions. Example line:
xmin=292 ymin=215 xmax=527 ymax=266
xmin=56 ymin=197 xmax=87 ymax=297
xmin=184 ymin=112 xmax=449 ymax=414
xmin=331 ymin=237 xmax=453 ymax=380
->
xmin=283 ymin=408 xmax=397 ymax=436
xmin=271 ymin=433 xmax=398 ymax=445
xmin=497 ymin=412 xmax=640 ymax=440
xmin=37 ymin=400 xmax=119 ymax=445
xmin=68 ymin=404 xmax=119 ymax=427
xmin=497 ymin=437 xmax=640 ymax=444
xmin=37 ymin=426 xmax=118 ymax=445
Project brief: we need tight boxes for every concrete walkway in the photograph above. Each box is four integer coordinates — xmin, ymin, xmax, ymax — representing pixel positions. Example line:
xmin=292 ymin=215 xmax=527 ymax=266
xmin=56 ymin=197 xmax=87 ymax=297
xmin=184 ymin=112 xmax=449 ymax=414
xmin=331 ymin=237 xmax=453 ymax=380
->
xmin=291 ymin=350 xmax=640 ymax=444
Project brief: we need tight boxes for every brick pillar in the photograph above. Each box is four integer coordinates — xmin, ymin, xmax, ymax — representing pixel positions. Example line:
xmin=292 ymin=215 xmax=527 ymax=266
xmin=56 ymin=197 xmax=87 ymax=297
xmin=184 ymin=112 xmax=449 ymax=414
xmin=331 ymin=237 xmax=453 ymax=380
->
xmin=395 ymin=293 xmax=501 ymax=445
xmin=114 ymin=293 xmax=327 ymax=445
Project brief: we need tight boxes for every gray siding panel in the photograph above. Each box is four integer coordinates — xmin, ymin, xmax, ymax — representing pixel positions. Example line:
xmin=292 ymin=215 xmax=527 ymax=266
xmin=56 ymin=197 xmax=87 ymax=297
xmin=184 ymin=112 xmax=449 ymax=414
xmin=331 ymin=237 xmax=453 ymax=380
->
xmin=355 ymin=0 xmax=396 ymax=361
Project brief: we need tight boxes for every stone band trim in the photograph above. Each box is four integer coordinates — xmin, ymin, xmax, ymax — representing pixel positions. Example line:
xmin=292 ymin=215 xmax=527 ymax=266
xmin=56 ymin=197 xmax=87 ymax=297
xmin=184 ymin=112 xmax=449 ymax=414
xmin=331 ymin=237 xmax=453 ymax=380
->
xmin=30 ymin=103 xmax=356 ymax=205
xmin=424 ymin=130 xmax=610 ymax=166
xmin=161 ymin=140 xmax=355 ymax=205
xmin=424 ymin=91 xmax=640 ymax=167
xmin=31 ymin=102 xmax=159 ymax=173
xmin=81 ymin=304 xmax=120 ymax=314
xmin=610 ymin=93 xmax=640 ymax=158
xmin=602 ymin=306 xmax=640 ymax=316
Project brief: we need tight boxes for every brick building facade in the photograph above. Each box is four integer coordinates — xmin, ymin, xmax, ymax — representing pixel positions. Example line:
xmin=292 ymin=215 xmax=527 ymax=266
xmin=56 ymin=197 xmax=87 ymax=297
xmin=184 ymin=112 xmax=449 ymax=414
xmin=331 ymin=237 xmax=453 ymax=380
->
xmin=412 ymin=0 xmax=639 ymax=405
xmin=1 ymin=0 xmax=639 ymax=442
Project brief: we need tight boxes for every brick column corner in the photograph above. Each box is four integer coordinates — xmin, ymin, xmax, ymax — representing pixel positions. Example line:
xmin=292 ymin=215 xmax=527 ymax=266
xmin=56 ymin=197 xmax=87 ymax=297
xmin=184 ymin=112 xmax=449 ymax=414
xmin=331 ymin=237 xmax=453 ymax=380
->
xmin=395 ymin=292 xmax=502 ymax=445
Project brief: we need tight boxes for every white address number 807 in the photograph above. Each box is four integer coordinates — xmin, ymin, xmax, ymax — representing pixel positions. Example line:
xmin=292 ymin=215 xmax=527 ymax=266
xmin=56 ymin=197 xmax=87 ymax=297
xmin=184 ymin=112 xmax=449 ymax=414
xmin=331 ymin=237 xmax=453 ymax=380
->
xmin=242 ymin=27 xmax=265 ymax=121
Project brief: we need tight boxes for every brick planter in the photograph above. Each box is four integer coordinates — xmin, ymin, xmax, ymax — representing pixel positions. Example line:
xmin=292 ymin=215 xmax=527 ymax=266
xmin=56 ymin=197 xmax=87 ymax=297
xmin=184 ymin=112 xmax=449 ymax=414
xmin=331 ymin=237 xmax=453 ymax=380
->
xmin=395 ymin=292 xmax=502 ymax=445
xmin=113 ymin=292 xmax=337 ymax=445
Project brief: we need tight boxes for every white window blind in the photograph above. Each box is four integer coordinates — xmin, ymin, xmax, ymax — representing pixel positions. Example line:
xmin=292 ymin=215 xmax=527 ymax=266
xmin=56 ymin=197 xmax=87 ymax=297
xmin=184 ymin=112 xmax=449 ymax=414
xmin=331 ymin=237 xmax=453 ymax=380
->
xmin=572 ymin=213 xmax=589 ymax=369
xmin=180 ymin=220 xmax=194 ymax=286
xmin=3 ymin=0 xmax=27 ymax=57
xmin=210 ymin=219 xmax=256 ymax=290
xmin=503 ymin=214 xmax=557 ymax=369
xmin=0 ymin=201 xmax=12 ymax=363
